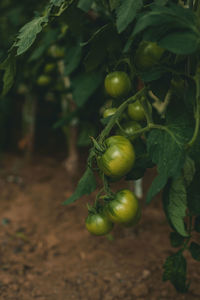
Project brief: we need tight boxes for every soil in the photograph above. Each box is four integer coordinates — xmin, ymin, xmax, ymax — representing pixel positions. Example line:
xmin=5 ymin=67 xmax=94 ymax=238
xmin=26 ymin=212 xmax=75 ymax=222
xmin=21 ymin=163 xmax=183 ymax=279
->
xmin=0 ymin=153 xmax=200 ymax=300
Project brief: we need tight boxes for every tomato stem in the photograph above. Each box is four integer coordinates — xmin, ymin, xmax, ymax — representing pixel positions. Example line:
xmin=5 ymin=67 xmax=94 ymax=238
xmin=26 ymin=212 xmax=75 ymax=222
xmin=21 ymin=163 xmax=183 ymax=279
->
xmin=186 ymin=72 xmax=200 ymax=148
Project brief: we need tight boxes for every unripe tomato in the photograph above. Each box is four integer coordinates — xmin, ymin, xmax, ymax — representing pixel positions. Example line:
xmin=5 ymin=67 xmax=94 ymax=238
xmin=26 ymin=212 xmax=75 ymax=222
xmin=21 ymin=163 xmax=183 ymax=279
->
xmin=103 ymin=108 xmax=117 ymax=118
xmin=123 ymin=205 xmax=141 ymax=227
xmin=115 ymin=120 xmax=142 ymax=141
xmin=36 ymin=75 xmax=51 ymax=86
xmin=48 ymin=45 xmax=65 ymax=58
xmin=97 ymin=135 xmax=135 ymax=178
xmin=104 ymin=71 xmax=131 ymax=98
xmin=128 ymin=99 xmax=152 ymax=122
xmin=135 ymin=41 xmax=164 ymax=71
xmin=105 ymin=189 xmax=139 ymax=224
xmin=85 ymin=213 xmax=113 ymax=236
xmin=44 ymin=63 xmax=55 ymax=74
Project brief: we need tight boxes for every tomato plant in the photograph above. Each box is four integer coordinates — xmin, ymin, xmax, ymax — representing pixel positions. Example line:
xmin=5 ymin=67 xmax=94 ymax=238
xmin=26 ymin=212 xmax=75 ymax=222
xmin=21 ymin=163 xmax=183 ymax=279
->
xmin=2 ymin=0 xmax=200 ymax=295
xmin=104 ymin=71 xmax=131 ymax=98
xmin=102 ymin=107 xmax=117 ymax=118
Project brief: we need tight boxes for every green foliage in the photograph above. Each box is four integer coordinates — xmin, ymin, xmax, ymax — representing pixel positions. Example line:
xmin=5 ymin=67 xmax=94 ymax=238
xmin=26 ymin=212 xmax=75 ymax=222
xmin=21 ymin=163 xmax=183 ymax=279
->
xmin=163 ymin=251 xmax=188 ymax=293
xmin=116 ymin=0 xmax=143 ymax=33
xmin=15 ymin=16 xmax=48 ymax=56
xmin=64 ymin=41 xmax=82 ymax=76
xmin=187 ymin=168 xmax=200 ymax=215
xmin=189 ymin=242 xmax=200 ymax=262
xmin=163 ymin=176 xmax=188 ymax=237
xmin=71 ymin=71 xmax=103 ymax=107
xmin=0 ymin=55 xmax=16 ymax=96
xmin=77 ymin=0 xmax=93 ymax=12
xmin=146 ymin=128 xmax=185 ymax=203
xmin=63 ymin=168 xmax=96 ymax=205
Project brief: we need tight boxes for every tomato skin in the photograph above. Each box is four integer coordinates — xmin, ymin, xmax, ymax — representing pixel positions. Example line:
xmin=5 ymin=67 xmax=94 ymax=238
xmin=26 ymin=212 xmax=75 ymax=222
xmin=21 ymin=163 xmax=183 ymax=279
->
xmin=103 ymin=108 xmax=117 ymax=118
xmin=104 ymin=71 xmax=131 ymax=98
xmin=97 ymin=135 xmax=135 ymax=178
xmin=105 ymin=189 xmax=139 ymax=224
xmin=85 ymin=213 xmax=113 ymax=236
xmin=135 ymin=41 xmax=164 ymax=71
xmin=116 ymin=120 xmax=142 ymax=142
xmin=123 ymin=205 xmax=141 ymax=227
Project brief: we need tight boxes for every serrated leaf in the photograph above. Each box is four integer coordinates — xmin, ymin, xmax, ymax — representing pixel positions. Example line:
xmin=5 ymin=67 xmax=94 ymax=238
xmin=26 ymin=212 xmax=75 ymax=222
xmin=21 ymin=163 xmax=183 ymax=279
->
xmin=170 ymin=232 xmax=185 ymax=248
xmin=163 ymin=251 xmax=188 ymax=293
xmin=0 ymin=54 xmax=16 ymax=96
xmin=64 ymin=42 xmax=82 ymax=76
xmin=71 ymin=71 xmax=103 ymax=107
xmin=163 ymin=176 xmax=188 ymax=237
xmin=146 ymin=128 xmax=185 ymax=203
xmin=15 ymin=16 xmax=48 ymax=56
xmin=189 ymin=242 xmax=200 ymax=262
xmin=77 ymin=0 xmax=93 ymax=12
xmin=116 ymin=0 xmax=143 ymax=33
xmin=63 ymin=168 xmax=96 ymax=205
xmin=183 ymin=156 xmax=195 ymax=187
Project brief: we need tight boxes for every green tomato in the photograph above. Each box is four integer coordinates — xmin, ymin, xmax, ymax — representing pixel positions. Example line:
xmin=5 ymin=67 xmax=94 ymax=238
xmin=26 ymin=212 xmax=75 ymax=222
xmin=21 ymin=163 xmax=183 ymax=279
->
xmin=97 ymin=135 xmax=135 ymax=179
xmin=44 ymin=63 xmax=55 ymax=74
xmin=128 ymin=99 xmax=152 ymax=122
xmin=85 ymin=213 xmax=113 ymax=236
xmin=123 ymin=205 xmax=141 ymax=227
xmin=104 ymin=71 xmax=131 ymax=98
xmin=135 ymin=41 xmax=164 ymax=71
xmin=105 ymin=189 xmax=139 ymax=224
xmin=103 ymin=108 xmax=117 ymax=118
xmin=116 ymin=120 xmax=142 ymax=142
xmin=36 ymin=75 xmax=51 ymax=86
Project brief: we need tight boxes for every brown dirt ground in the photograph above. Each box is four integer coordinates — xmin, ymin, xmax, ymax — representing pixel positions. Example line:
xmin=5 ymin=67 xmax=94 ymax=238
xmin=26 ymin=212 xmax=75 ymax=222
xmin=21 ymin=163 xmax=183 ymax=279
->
xmin=0 ymin=154 xmax=200 ymax=300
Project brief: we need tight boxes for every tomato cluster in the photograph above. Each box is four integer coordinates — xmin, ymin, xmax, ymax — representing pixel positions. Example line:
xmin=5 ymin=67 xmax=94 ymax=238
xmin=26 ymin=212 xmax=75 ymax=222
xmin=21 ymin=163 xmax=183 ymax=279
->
xmin=85 ymin=66 xmax=154 ymax=236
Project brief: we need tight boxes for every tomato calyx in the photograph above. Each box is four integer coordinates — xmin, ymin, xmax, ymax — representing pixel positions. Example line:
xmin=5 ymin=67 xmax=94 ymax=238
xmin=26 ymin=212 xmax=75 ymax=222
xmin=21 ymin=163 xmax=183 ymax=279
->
xmin=90 ymin=136 xmax=106 ymax=155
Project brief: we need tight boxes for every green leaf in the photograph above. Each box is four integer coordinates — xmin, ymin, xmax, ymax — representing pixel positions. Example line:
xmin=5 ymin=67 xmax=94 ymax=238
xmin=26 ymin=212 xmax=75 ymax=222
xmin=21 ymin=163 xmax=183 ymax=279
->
xmin=64 ymin=42 xmax=82 ymax=76
xmin=183 ymin=156 xmax=195 ymax=187
xmin=77 ymin=0 xmax=93 ymax=12
xmin=77 ymin=122 xmax=97 ymax=147
xmin=49 ymin=0 xmax=66 ymax=6
xmin=15 ymin=16 xmax=48 ymax=56
xmin=71 ymin=71 xmax=103 ymax=107
xmin=187 ymin=168 xmax=200 ymax=215
xmin=189 ymin=242 xmax=200 ymax=262
xmin=163 ymin=251 xmax=188 ymax=293
xmin=109 ymin=0 xmax=120 ymax=11
xmin=63 ymin=168 xmax=96 ymax=205
xmin=116 ymin=0 xmax=143 ymax=33
xmin=159 ymin=31 xmax=200 ymax=55
xmin=0 ymin=54 xmax=16 ymax=96
xmin=163 ymin=176 xmax=189 ymax=237
xmin=170 ymin=232 xmax=185 ymax=248
xmin=146 ymin=128 xmax=185 ymax=203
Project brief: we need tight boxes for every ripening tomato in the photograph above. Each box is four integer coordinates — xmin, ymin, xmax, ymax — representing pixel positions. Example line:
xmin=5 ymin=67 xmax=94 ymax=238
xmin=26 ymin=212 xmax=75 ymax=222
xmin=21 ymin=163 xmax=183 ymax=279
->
xmin=135 ymin=41 xmax=164 ymax=71
xmin=104 ymin=71 xmax=131 ymax=98
xmin=97 ymin=135 xmax=135 ymax=178
xmin=85 ymin=212 xmax=113 ymax=236
xmin=115 ymin=120 xmax=142 ymax=142
xmin=105 ymin=189 xmax=139 ymax=224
